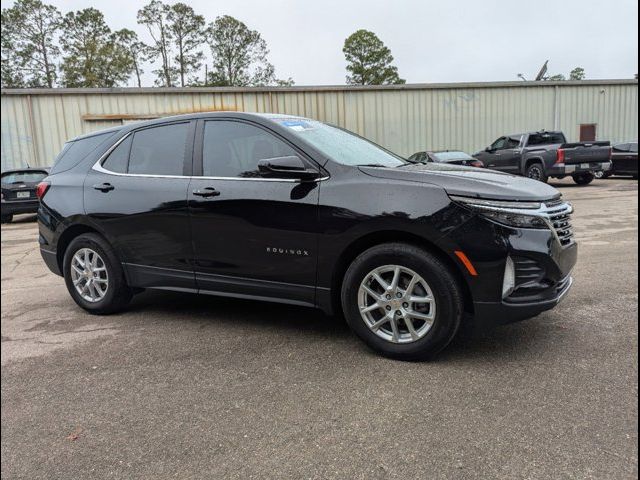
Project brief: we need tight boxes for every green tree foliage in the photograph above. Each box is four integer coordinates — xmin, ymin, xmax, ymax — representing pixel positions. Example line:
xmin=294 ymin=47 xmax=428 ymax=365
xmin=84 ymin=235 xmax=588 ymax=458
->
xmin=114 ymin=29 xmax=149 ymax=88
xmin=1 ymin=11 xmax=25 ymax=88
xmin=569 ymin=67 xmax=586 ymax=80
xmin=60 ymin=8 xmax=134 ymax=87
xmin=343 ymin=30 xmax=405 ymax=85
xmin=1 ymin=0 xmax=62 ymax=88
xmin=137 ymin=0 xmax=175 ymax=87
xmin=167 ymin=3 xmax=205 ymax=87
xmin=205 ymin=15 xmax=292 ymax=87
xmin=545 ymin=67 xmax=586 ymax=81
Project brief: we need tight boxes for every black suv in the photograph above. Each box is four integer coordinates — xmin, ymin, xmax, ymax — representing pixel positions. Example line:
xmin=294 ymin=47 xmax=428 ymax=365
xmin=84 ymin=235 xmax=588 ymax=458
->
xmin=38 ymin=113 xmax=577 ymax=360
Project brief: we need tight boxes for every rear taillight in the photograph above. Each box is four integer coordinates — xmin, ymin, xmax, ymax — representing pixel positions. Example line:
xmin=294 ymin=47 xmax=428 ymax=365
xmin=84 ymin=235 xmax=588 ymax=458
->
xmin=556 ymin=148 xmax=565 ymax=164
xmin=35 ymin=181 xmax=50 ymax=200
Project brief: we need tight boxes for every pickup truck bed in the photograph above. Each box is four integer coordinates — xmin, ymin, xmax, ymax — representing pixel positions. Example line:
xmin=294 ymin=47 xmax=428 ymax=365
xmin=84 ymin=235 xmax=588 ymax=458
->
xmin=473 ymin=131 xmax=612 ymax=185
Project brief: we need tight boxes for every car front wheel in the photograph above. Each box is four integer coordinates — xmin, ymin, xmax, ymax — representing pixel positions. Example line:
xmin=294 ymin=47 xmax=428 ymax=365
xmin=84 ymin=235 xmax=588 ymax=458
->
xmin=63 ymin=233 xmax=132 ymax=314
xmin=1 ymin=214 xmax=12 ymax=224
xmin=341 ymin=243 xmax=463 ymax=360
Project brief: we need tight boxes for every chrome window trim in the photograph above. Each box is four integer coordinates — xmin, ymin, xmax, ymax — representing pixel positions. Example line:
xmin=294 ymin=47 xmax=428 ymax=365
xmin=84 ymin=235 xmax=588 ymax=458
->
xmin=92 ymin=132 xmax=329 ymax=183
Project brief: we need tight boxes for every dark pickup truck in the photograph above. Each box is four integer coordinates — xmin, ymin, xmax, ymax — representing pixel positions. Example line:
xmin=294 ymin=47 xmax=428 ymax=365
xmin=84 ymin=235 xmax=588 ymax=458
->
xmin=473 ymin=131 xmax=612 ymax=185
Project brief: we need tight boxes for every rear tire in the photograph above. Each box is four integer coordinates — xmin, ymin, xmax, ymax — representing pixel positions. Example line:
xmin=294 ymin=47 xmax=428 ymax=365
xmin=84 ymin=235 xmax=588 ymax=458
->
xmin=1 ymin=214 xmax=12 ymax=224
xmin=341 ymin=243 xmax=463 ymax=361
xmin=525 ymin=163 xmax=548 ymax=183
xmin=572 ymin=172 xmax=595 ymax=185
xmin=63 ymin=233 xmax=132 ymax=314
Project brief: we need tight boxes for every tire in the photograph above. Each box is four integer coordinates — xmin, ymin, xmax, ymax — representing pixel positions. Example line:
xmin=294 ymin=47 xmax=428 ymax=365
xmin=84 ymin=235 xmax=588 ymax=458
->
xmin=1 ymin=214 xmax=12 ymax=224
xmin=63 ymin=233 xmax=132 ymax=314
xmin=525 ymin=162 xmax=548 ymax=183
xmin=572 ymin=172 xmax=595 ymax=185
xmin=341 ymin=243 xmax=463 ymax=361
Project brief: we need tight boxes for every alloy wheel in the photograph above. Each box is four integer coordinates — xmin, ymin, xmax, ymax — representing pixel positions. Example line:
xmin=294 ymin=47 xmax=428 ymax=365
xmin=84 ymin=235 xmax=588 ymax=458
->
xmin=70 ymin=248 xmax=109 ymax=303
xmin=358 ymin=265 xmax=436 ymax=344
xmin=528 ymin=166 xmax=542 ymax=180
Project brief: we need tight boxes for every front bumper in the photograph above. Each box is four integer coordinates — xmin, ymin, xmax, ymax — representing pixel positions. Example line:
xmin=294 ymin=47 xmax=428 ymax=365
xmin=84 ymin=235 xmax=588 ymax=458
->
xmin=1 ymin=199 xmax=39 ymax=216
xmin=548 ymin=161 xmax=612 ymax=176
xmin=443 ymin=209 xmax=578 ymax=327
xmin=473 ymin=275 xmax=574 ymax=326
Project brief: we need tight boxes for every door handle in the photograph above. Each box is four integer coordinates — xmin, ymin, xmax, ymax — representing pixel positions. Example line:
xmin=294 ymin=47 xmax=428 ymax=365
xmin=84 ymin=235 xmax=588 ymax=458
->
xmin=193 ymin=187 xmax=221 ymax=198
xmin=93 ymin=183 xmax=114 ymax=192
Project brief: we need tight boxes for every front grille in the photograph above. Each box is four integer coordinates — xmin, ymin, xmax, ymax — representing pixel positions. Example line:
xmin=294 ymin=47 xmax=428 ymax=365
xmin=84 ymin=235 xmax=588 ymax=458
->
xmin=545 ymin=200 xmax=574 ymax=247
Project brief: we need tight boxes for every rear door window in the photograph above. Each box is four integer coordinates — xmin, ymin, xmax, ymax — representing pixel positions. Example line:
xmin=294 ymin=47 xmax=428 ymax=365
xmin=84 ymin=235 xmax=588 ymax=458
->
xmin=100 ymin=123 xmax=190 ymax=176
xmin=126 ymin=123 xmax=190 ymax=176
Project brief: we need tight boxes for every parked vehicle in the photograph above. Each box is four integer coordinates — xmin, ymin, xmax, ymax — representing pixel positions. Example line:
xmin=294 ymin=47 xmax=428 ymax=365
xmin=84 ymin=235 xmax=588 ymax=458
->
xmin=596 ymin=141 xmax=637 ymax=179
xmin=408 ymin=150 xmax=485 ymax=168
xmin=1 ymin=167 xmax=50 ymax=223
xmin=38 ymin=113 xmax=577 ymax=360
xmin=473 ymin=131 xmax=612 ymax=185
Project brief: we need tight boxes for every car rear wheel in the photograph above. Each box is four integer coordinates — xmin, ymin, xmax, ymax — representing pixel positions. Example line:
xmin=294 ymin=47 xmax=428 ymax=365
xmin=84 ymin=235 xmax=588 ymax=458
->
xmin=1 ymin=214 xmax=12 ymax=224
xmin=341 ymin=243 xmax=463 ymax=361
xmin=525 ymin=163 xmax=548 ymax=183
xmin=63 ymin=233 xmax=132 ymax=314
xmin=572 ymin=172 xmax=595 ymax=185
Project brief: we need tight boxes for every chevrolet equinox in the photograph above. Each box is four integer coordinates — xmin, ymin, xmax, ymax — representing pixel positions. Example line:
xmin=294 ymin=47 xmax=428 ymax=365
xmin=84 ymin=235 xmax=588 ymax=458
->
xmin=37 ymin=113 xmax=577 ymax=360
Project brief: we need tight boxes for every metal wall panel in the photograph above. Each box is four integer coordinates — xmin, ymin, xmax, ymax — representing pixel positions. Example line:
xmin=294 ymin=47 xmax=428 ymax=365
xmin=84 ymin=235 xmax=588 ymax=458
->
xmin=1 ymin=80 xmax=637 ymax=170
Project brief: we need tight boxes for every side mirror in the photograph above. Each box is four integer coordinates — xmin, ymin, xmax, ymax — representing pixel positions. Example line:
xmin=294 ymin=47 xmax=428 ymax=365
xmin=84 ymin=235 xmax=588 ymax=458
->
xmin=258 ymin=155 xmax=319 ymax=181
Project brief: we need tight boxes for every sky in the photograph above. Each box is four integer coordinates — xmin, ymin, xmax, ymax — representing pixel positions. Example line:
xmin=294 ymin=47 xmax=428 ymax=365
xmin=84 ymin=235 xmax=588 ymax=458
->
xmin=1 ymin=0 xmax=638 ymax=86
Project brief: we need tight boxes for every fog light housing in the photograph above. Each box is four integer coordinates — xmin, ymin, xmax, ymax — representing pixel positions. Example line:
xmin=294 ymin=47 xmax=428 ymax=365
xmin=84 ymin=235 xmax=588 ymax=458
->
xmin=502 ymin=256 xmax=516 ymax=299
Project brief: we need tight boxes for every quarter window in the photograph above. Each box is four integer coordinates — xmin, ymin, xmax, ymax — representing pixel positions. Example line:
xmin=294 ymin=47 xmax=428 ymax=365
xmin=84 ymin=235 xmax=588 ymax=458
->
xmin=202 ymin=121 xmax=297 ymax=178
xmin=102 ymin=136 xmax=132 ymax=173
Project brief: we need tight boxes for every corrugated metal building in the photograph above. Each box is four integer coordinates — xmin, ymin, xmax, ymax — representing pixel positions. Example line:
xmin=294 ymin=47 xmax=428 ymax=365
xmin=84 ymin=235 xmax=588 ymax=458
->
xmin=1 ymin=79 xmax=637 ymax=170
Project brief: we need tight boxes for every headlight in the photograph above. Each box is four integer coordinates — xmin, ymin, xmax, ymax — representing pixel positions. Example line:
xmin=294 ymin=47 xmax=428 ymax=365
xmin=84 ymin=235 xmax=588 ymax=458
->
xmin=450 ymin=195 xmax=550 ymax=230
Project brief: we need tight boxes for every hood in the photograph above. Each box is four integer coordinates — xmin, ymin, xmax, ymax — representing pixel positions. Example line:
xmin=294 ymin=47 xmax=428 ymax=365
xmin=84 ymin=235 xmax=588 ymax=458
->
xmin=360 ymin=163 xmax=561 ymax=202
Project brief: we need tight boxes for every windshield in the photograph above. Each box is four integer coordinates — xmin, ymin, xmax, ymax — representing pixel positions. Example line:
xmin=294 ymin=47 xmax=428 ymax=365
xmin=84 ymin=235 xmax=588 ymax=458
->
xmin=273 ymin=118 xmax=406 ymax=168
xmin=432 ymin=151 xmax=474 ymax=162
xmin=1 ymin=171 xmax=48 ymax=184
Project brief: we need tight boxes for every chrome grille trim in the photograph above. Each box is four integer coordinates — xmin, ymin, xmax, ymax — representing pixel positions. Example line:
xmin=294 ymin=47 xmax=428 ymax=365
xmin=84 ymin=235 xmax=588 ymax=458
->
xmin=455 ymin=196 xmax=575 ymax=247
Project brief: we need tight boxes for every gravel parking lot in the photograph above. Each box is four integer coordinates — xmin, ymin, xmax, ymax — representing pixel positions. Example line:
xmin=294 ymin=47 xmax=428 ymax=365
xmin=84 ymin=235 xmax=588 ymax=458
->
xmin=1 ymin=178 xmax=638 ymax=479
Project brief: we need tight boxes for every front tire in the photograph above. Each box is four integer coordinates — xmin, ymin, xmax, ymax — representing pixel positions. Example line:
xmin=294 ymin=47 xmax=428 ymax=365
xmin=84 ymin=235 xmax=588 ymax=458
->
xmin=63 ymin=233 xmax=132 ymax=314
xmin=1 ymin=214 xmax=13 ymax=224
xmin=525 ymin=163 xmax=548 ymax=183
xmin=573 ymin=172 xmax=595 ymax=185
xmin=341 ymin=243 xmax=463 ymax=361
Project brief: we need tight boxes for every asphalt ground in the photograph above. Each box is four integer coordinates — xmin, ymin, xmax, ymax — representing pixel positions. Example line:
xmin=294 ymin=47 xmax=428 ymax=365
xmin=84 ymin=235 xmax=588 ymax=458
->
xmin=1 ymin=177 xmax=638 ymax=479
